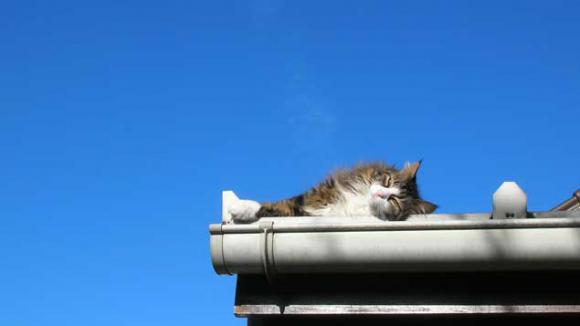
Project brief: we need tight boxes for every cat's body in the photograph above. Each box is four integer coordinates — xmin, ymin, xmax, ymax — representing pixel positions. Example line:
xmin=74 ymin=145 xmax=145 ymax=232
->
xmin=230 ymin=161 xmax=437 ymax=223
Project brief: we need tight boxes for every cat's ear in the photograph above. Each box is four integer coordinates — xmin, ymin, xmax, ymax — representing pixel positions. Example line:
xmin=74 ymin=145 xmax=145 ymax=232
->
xmin=400 ymin=160 xmax=422 ymax=180
xmin=415 ymin=200 xmax=437 ymax=214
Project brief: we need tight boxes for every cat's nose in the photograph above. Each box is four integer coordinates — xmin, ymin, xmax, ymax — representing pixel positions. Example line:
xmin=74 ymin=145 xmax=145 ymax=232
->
xmin=371 ymin=184 xmax=402 ymax=199
xmin=370 ymin=184 xmax=392 ymax=199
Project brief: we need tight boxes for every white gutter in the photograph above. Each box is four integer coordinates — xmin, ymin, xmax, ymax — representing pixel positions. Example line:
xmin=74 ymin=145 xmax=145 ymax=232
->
xmin=210 ymin=188 xmax=580 ymax=276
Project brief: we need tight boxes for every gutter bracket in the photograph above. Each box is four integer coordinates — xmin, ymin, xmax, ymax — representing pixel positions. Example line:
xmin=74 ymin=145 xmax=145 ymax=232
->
xmin=259 ymin=221 xmax=277 ymax=284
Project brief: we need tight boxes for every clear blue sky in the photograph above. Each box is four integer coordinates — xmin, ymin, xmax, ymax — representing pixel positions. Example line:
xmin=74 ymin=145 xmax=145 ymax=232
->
xmin=1 ymin=1 xmax=579 ymax=325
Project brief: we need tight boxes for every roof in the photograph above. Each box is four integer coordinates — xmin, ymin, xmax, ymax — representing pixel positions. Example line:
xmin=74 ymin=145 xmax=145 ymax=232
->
xmin=211 ymin=186 xmax=580 ymax=319
xmin=552 ymin=190 xmax=580 ymax=211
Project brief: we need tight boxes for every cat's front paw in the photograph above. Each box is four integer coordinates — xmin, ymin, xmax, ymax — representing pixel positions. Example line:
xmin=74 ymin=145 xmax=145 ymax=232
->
xmin=229 ymin=200 xmax=261 ymax=223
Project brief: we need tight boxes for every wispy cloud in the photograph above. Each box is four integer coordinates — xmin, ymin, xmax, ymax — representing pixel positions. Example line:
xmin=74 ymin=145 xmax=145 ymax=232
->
xmin=248 ymin=0 xmax=285 ymax=23
xmin=285 ymin=95 xmax=338 ymax=153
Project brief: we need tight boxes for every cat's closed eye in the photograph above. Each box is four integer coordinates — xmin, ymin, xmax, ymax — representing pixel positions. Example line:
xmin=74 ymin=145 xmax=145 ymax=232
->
xmin=383 ymin=175 xmax=392 ymax=187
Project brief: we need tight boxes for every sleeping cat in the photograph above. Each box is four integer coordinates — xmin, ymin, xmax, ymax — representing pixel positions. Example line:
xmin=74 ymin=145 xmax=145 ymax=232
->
xmin=229 ymin=161 xmax=437 ymax=222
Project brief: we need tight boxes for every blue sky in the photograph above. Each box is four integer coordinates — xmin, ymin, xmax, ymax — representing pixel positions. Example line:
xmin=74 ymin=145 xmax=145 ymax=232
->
xmin=1 ymin=1 xmax=579 ymax=325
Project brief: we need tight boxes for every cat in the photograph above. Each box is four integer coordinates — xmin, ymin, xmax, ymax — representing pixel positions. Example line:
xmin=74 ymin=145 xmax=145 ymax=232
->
xmin=229 ymin=161 xmax=437 ymax=222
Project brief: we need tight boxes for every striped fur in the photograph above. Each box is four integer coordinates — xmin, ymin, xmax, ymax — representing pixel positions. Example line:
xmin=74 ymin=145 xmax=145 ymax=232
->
xmin=230 ymin=161 xmax=437 ymax=222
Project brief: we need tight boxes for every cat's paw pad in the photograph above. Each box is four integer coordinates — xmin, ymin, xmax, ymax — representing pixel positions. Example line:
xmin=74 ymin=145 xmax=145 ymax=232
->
xmin=229 ymin=200 xmax=261 ymax=223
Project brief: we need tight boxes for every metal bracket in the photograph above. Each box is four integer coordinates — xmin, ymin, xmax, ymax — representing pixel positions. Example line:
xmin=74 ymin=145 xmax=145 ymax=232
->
xmin=259 ymin=221 xmax=277 ymax=284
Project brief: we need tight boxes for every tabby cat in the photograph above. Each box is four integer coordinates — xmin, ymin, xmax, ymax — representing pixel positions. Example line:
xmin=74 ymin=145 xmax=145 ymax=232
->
xmin=229 ymin=161 xmax=437 ymax=222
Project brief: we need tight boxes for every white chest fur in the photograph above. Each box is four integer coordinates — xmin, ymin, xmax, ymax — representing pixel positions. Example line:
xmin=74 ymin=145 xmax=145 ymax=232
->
xmin=304 ymin=181 xmax=373 ymax=216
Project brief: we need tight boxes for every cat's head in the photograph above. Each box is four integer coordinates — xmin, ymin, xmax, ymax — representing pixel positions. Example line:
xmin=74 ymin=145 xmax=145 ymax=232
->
xmin=370 ymin=161 xmax=437 ymax=220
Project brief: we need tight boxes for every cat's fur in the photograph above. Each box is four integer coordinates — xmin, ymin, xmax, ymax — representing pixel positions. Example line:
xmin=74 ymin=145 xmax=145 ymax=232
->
xmin=230 ymin=161 xmax=437 ymax=222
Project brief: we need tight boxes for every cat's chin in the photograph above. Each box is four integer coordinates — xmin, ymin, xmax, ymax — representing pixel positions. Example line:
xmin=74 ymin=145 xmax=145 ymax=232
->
xmin=368 ymin=195 xmax=393 ymax=221
xmin=229 ymin=200 xmax=261 ymax=223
